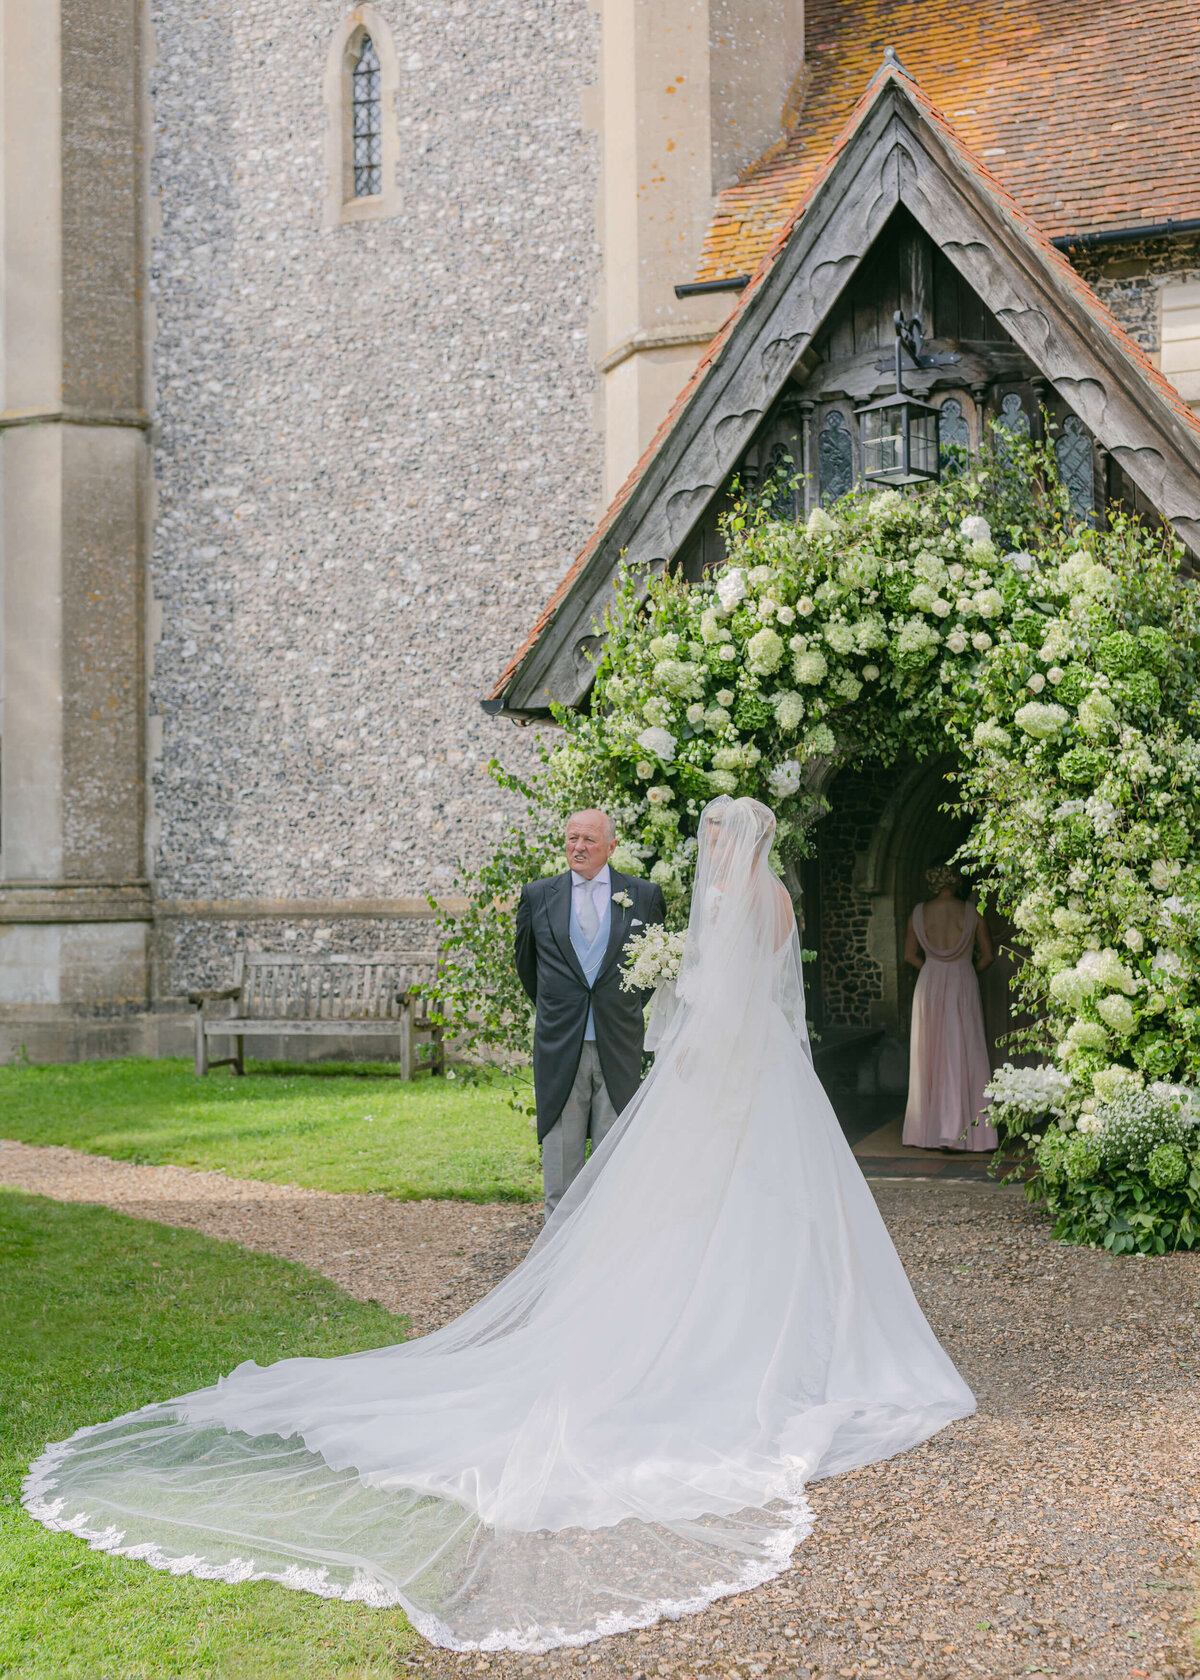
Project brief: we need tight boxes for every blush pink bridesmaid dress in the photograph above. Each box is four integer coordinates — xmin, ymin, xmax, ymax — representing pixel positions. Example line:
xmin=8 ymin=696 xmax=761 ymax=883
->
xmin=902 ymin=901 xmax=997 ymax=1151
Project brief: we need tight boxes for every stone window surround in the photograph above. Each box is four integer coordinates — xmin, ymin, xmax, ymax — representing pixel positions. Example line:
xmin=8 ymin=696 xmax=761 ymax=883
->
xmin=1160 ymin=276 xmax=1200 ymax=410
xmin=322 ymin=5 xmax=401 ymax=227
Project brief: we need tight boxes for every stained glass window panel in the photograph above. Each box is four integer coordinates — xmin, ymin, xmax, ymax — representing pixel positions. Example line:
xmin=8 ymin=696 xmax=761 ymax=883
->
xmin=352 ymin=35 xmax=382 ymax=197
xmin=818 ymin=411 xmax=852 ymax=505
xmin=1056 ymin=415 xmax=1095 ymax=523
xmin=938 ymin=397 xmax=970 ymax=474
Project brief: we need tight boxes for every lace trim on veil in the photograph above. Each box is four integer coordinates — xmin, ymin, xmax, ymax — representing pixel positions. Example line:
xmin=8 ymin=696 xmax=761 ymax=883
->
xmin=23 ymin=1434 xmax=814 ymax=1653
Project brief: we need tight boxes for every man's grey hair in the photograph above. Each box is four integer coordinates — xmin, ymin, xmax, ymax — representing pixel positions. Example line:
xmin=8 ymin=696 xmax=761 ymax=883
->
xmin=565 ymin=808 xmax=616 ymax=842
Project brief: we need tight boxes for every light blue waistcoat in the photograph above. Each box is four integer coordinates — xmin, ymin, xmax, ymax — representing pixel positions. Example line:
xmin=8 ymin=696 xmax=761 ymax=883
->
xmin=569 ymin=889 xmax=612 ymax=1041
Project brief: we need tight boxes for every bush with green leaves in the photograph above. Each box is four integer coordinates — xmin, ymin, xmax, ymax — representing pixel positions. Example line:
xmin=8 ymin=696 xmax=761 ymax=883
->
xmin=1033 ymin=1084 xmax=1200 ymax=1253
xmin=432 ymin=430 xmax=1200 ymax=1242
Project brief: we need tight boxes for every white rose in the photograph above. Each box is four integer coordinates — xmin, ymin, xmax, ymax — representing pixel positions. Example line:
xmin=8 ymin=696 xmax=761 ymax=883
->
xmin=646 ymin=784 xmax=674 ymax=806
xmin=1047 ymin=666 xmax=1064 ymax=684
xmin=636 ymin=760 xmax=654 ymax=778
xmin=861 ymin=663 xmax=880 ymax=681
xmin=1150 ymin=860 xmax=1171 ymax=891
xmin=719 ymin=644 xmax=738 ymax=661
xmin=716 ymin=689 xmax=735 ymax=706
xmin=947 ymin=562 xmax=965 ymax=582
xmin=932 ymin=597 xmax=952 ymax=617
xmin=1122 ymin=928 xmax=1145 ymax=952
xmin=776 ymin=604 xmax=796 ymax=626
xmin=685 ymin=702 xmax=705 ymax=725
xmin=972 ymin=631 xmax=993 ymax=652
xmin=945 ymin=630 xmax=968 ymax=654
xmin=797 ymin=596 xmax=815 ymax=617
xmin=716 ymin=568 xmax=748 ymax=612
xmin=1027 ymin=672 xmax=1046 ymax=694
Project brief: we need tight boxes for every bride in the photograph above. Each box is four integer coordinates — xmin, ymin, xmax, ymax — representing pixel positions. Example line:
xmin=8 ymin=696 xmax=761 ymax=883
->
xmin=24 ymin=797 xmax=974 ymax=1652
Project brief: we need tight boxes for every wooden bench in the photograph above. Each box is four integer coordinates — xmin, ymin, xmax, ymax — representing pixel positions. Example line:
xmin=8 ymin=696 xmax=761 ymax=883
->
xmin=188 ymin=952 xmax=444 ymax=1078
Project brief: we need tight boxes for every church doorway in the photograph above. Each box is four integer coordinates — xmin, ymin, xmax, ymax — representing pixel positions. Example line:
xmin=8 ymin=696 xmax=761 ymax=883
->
xmin=803 ymin=756 xmax=1027 ymax=1153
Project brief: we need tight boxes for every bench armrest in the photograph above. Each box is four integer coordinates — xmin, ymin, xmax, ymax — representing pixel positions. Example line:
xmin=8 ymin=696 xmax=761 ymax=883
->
xmin=188 ymin=987 xmax=242 ymax=1007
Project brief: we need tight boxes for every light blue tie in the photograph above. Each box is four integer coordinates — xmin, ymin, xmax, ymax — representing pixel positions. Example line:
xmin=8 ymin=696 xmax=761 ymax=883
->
xmin=577 ymin=878 xmax=599 ymax=944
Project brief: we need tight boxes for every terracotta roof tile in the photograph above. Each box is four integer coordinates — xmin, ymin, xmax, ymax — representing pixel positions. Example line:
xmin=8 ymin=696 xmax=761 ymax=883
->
xmin=696 ymin=0 xmax=1200 ymax=281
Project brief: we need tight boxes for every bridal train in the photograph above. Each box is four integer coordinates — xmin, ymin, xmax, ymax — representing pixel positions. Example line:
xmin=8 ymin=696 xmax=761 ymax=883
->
xmin=23 ymin=797 xmax=975 ymax=1651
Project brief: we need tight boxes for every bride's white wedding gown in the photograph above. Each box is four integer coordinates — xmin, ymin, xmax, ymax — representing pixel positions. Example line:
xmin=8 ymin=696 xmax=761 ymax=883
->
xmin=23 ymin=797 xmax=974 ymax=1652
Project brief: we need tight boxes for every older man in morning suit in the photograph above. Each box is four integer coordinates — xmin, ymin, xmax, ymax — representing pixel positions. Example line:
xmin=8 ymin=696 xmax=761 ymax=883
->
xmin=514 ymin=809 xmax=667 ymax=1218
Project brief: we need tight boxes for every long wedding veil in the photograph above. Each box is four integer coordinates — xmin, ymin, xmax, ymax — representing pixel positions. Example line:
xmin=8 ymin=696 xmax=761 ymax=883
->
xmin=24 ymin=797 xmax=973 ymax=1650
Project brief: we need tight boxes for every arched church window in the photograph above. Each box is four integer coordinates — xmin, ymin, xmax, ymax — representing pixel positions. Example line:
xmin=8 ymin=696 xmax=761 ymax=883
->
xmin=352 ymin=36 xmax=383 ymax=197
xmin=322 ymin=9 xmax=401 ymax=226
xmin=1055 ymin=415 xmax=1095 ymax=523
xmin=937 ymin=398 xmax=970 ymax=475
xmin=818 ymin=412 xmax=852 ymax=505
xmin=996 ymin=392 xmax=1030 ymax=438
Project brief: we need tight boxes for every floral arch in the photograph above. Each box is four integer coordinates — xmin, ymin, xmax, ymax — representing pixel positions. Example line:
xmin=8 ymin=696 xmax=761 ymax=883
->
xmin=445 ymin=440 xmax=1200 ymax=1251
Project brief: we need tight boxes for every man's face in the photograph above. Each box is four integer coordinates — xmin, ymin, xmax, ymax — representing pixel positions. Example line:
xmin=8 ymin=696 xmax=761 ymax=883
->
xmin=565 ymin=812 xmax=616 ymax=880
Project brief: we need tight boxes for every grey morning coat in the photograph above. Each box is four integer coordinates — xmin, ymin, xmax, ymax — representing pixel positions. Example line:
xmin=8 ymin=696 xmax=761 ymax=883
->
xmin=514 ymin=869 xmax=668 ymax=1143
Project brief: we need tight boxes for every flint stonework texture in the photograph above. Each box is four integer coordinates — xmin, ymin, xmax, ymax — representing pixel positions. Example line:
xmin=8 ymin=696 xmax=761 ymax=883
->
xmin=147 ymin=0 xmax=599 ymax=926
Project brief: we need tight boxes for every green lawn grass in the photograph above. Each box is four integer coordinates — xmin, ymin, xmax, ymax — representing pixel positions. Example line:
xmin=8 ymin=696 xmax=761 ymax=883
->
xmin=0 ymin=1057 xmax=540 ymax=1201
xmin=0 ymin=1190 xmax=419 ymax=1678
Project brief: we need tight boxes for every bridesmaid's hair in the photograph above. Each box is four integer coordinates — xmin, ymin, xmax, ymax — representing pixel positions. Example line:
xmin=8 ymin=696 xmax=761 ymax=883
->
xmin=925 ymin=863 xmax=961 ymax=894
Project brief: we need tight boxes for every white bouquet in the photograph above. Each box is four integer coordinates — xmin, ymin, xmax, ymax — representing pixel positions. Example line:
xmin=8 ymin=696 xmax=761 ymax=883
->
xmin=621 ymin=925 xmax=687 ymax=993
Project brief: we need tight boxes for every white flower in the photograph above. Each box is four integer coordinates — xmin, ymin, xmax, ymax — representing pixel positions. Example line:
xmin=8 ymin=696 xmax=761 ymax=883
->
xmin=804 ymin=722 xmax=836 ymax=757
xmin=716 ymin=567 xmax=748 ymax=612
xmin=1151 ymin=947 xmax=1186 ymax=977
xmin=636 ymin=760 xmax=654 ymax=779
xmin=797 ymin=596 xmax=815 ymax=617
xmin=794 ymin=649 xmax=828 ymax=685
xmin=1004 ymin=550 xmax=1035 ymax=572
xmin=861 ymin=663 xmax=880 ymax=681
xmin=832 ymin=672 xmax=862 ymax=702
xmin=646 ymin=785 xmax=674 ymax=806
xmin=648 ymin=633 xmax=680 ymax=658
xmin=806 ymin=506 xmax=835 ymax=538
xmin=1097 ymin=993 xmax=1136 ymax=1036
xmin=946 ymin=630 xmax=969 ymax=654
xmin=909 ymin=582 xmax=940 ymax=613
xmin=984 ymin=1062 xmax=1072 ymax=1117
xmin=1047 ymin=666 xmax=1064 ymax=685
xmin=707 ymin=769 xmax=738 ymax=794
xmin=703 ymin=705 xmax=731 ymax=730
xmin=773 ymin=691 xmax=805 ymax=731
xmin=1149 ymin=859 xmax=1173 ymax=891
xmin=972 ymin=720 xmax=1011 ymax=752
xmin=960 ymin=515 xmax=992 ymax=545
xmin=718 ymin=644 xmax=738 ymax=661
xmin=1078 ymin=690 xmax=1119 ymax=738
xmin=649 ymin=859 xmax=678 ymax=889
xmin=853 ymin=612 xmax=889 ymax=652
xmin=825 ymin=622 xmax=856 ymax=655
xmin=776 ymin=604 xmax=796 ymax=625
xmin=768 ymin=760 xmax=802 ymax=799
xmin=1123 ymin=927 xmax=1145 ymax=952
xmin=685 ymin=702 xmax=705 ymax=726
xmin=1015 ymin=701 xmax=1068 ymax=738
xmin=636 ymin=726 xmax=677 ymax=762
xmin=716 ymin=689 xmax=735 ymax=707
xmin=1027 ymin=672 xmax=1046 ymax=694
xmin=746 ymin=626 xmax=785 ymax=675
xmin=971 ymin=631 xmax=993 ymax=653
xmin=620 ymin=924 xmax=687 ymax=992
xmin=652 ymin=657 xmax=704 ymax=698
xmin=700 ymin=607 xmax=726 ymax=645
xmin=947 ymin=562 xmax=965 ymax=582
xmin=869 ymin=489 xmax=904 ymax=521
xmin=931 ymin=597 xmax=952 ymax=618
xmin=756 ymin=598 xmax=777 ymax=621
xmin=973 ymin=587 xmax=1004 ymax=619
xmin=747 ymin=565 xmax=774 ymax=588
xmin=611 ymin=890 xmax=633 ymax=908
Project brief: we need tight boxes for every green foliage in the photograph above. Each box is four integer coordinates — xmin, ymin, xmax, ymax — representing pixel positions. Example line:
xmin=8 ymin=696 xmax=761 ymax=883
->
xmin=0 ymin=1057 xmax=541 ymax=1202
xmin=0 ymin=1191 xmax=417 ymax=1677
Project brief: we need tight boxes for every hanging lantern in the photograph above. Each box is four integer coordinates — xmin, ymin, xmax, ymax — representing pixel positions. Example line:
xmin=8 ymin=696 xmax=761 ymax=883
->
xmin=857 ymin=313 xmax=942 ymax=486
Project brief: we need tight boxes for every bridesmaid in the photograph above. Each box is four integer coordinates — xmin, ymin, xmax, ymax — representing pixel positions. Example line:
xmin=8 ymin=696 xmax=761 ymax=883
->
xmin=902 ymin=865 xmax=998 ymax=1151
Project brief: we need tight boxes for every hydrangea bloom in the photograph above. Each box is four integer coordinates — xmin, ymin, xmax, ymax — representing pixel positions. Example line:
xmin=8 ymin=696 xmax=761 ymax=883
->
xmin=960 ymin=515 xmax=992 ymax=545
xmin=706 ymin=769 xmax=737 ymax=794
xmin=972 ymin=720 xmax=1011 ymax=752
xmin=746 ymin=627 xmax=785 ymax=675
xmin=1097 ymin=993 xmax=1136 ymax=1035
xmin=1078 ymin=690 xmax=1119 ymax=737
xmin=716 ymin=567 xmax=748 ymax=612
xmin=652 ymin=657 xmax=704 ymax=698
xmin=768 ymin=760 xmax=802 ymax=798
xmin=824 ymin=622 xmax=856 ymax=655
xmin=773 ymin=691 xmax=805 ymax=730
xmin=805 ymin=723 xmax=836 ymax=757
xmin=794 ymin=649 xmax=828 ymax=685
xmin=972 ymin=588 xmax=1004 ymax=618
xmin=805 ymin=506 xmax=835 ymax=538
xmin=636 ymin=726 xmax=677 ymax=762
xmin=1015 ymin=701 xmax=1068 ymax=738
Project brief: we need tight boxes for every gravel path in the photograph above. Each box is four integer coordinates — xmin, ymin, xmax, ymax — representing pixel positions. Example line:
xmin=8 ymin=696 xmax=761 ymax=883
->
xmin=3 ymin=1142 xmax=1198 ymax=1680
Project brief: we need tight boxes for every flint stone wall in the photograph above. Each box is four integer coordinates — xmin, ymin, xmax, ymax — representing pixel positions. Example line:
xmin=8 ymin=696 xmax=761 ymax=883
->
xmin=148 ymin=0 xmax=599 ymax=932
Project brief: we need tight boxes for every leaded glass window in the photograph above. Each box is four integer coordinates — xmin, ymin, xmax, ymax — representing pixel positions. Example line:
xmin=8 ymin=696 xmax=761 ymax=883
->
xmin=937 ymin=397 xmax=970 ymax=475
xmin=764 ymin=443 xmax=797 ymax=520
xmin=352 ymin=35 xmax=383 ymax=198
xmin=996 ymin=391 xmax=1030 ymax=438
xmin=818 ymin=411 xmax=852 ymax=505
xmin=1056 ymin=415 xmax=1095 ymax=523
